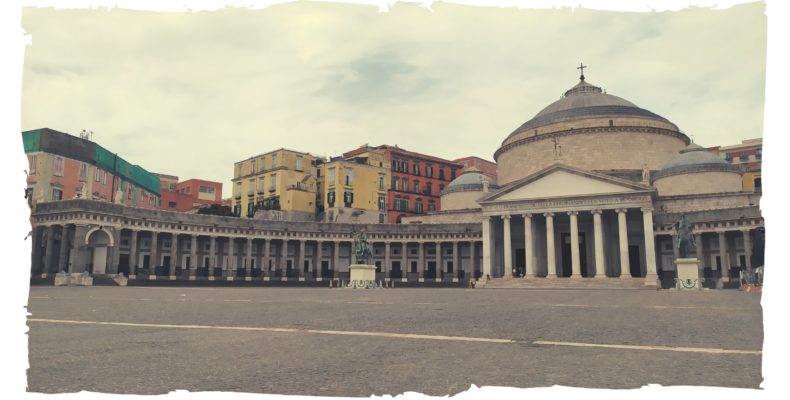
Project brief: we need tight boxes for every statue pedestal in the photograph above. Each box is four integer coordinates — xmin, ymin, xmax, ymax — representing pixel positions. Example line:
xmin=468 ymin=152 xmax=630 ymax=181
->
xmin=674 ymin=258 xmax=701 ymax=290
xmin=347 ymin=264 xmax=379 ymax=289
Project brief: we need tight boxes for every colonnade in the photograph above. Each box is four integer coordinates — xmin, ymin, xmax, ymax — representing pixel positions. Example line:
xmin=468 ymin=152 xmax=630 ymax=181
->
xmin=482 ymin=207 xmax=658 ymax=281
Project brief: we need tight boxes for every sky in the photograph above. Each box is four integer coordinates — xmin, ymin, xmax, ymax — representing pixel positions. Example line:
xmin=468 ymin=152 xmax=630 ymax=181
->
xmin=18 ymin=1 xmax=767 ymax=199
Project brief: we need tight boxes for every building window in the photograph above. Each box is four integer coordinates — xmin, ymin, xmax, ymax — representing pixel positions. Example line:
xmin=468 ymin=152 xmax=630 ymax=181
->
xmin=414 ymin=162 xmax=420 ymax=176
xmin=168 ymin=201 xmax=177 ymax=208
xmin=296 ymin=157 xmax=303 ymax=171
xmin=379 ymin=213 xmax=385 ymax=223
xmin=235 ymin=164 xmax=241 ymax=178
xmin=438 ymin=168 xmax=445 ymax=180
xmin=258 ymin=177 xmax=265 ymax=193
xmin=269 ymin=174 xmax=277 ymax=191
xmin=247 ymin=202 xmax=255 ymax=217
xmin=29 ymin=155 xmax=37 ymax=175
xmin=426 ymin=164 xmax=433 ymax=178
xmin=450 ymin=169 xmax=456 ymax=180
xmin=392 ymin=177 xmax=398 ymax=191
xmin=428 ymin=201 xmax=436 ymax=212
xmin=392 ymin=160 xmax=398 ymax=171
xmin=271 ymin=154 xmax=277 ymax=168
xmin=413 ymin=180 xmax=420 ymax=193
xmin=248 ymin=179 xmax=255 ymax=195
xmin=199 ymin=186 xmax=215 ymax=194
xmin=102 ymin=171 xmax=107 ymax=185
xmin=328 ymin=168 xmax=336 ymax=186
xmin=343 ymin=191 xmax=354 ymax=207
xmin=378 ymin=195 xmax=385 ymax=210
xmin=328 ymin=191 xmax=336 ymax=207
xmin=251 ymin=159 xmax=256 ymax=174
xmin=425 ymin=182 xmax=433 ymax=195
xmin=724 ymin=152 xmax=733 ymax=162
xmin=739 ymin=151 xmax=749 ymax=162
xmin=235 ymin=182 xmax=242 ymax=197
xmin=345 ymin=169 xmax=353 ymax=186
xmin=52 ymin=187 xmax=63 ymax=201
xmin=415 ymin=200 xmax=423 ymax=214
xmin=95 ymin=168 xmax=100 ymax=182
xmin=78 ymin=162 xmax=88 ymax=181
xmin=756 ymin=148 xmax=762 ymax=160
xmin=754 ymin=177 xmax=762 ymax=191
xmin=379 ymin=176 xmax=385 ymax=190
xmin=439 ymin=184 xmax=445 ymax=192
xmin=401 ymin=178 xmax=408 ymax=191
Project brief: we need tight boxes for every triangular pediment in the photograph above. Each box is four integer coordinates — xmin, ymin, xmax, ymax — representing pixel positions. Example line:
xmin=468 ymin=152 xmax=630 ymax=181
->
xmin=480 ymin=164 xmax=653 ymax=203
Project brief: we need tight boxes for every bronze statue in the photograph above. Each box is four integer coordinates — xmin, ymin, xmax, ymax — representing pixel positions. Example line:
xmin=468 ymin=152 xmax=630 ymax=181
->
xmin=670 ymin=215 xmax=697 ymax=258
xmin=352 ymin=229 xmax=372 ymax=265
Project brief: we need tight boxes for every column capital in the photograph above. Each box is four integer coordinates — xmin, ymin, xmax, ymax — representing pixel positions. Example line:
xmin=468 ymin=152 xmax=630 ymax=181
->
xmin=543 ymin=212 xmax=554 ymax=218
xmin=591 ymin=209 xmax=603 ymax=215
xmin=615 ymin=208 xmax=628 ymax=214
xmin=640 ymin=207 xmax=654 ymax=213
xmin=739 ymin=228 xmax=752 ymax=233
xmin=567 ymin=211 xmax=579 ymax=216
xmin=500 ymin=214 xmax=511 ymax=220
xmin=522 ymin=213 xmax=532 ymax=219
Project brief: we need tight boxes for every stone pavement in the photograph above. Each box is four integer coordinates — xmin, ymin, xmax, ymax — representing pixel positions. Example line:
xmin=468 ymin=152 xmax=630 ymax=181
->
xmin=26 ymin=286 xmax=763 ymax=396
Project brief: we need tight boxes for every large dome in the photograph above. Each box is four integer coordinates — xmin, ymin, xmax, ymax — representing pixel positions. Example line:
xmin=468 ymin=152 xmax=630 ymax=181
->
xmin=507 ymin=80 xmax=670 ymax=138
xmin=495 ymin=72 xmax=690 ymax=186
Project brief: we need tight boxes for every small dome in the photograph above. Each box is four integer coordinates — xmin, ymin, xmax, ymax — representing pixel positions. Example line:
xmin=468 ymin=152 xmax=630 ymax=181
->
xmin=443 ymin=168 xmax=499 ymax=194
xmin=654 ymin=143 xmax=739 ymax=178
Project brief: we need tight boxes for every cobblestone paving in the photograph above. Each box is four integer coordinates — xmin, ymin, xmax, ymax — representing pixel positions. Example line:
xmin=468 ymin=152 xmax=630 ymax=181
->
xmin=26 ymin=286 xmax=763 ymax=396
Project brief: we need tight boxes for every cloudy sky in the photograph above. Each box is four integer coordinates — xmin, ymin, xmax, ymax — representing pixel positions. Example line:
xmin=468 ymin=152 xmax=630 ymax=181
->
xmin=20 ymin=1 xmax=767 ymax=198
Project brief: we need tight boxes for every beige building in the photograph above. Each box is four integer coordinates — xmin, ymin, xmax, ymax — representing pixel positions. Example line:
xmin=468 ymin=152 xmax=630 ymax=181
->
xmin=231 ymin=148 xmax=321 ymax=218
xmin=321 ymin=147 xmax=390 ymax=223
xmin=707 ymin=138 xmax=762 ymax=192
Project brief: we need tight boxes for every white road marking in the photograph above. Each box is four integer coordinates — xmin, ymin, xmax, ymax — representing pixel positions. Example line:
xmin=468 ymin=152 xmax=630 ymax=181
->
xmin=29 ymin=296 xmax=50 ymax=299
xmin=27 ymin=318 xmax=761 ymax=355
xmin=223 ymin=299 xmax=252 ymax=302
xmin=532 ymin=340 xmax=762 ymax=355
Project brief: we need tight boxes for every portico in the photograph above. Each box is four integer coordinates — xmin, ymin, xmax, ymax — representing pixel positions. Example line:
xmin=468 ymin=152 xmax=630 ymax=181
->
xmin=479 ymin=164 xmax=658 ymax=286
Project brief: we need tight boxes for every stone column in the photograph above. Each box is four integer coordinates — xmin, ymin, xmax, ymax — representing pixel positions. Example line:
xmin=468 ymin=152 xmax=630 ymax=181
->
xmin=718 ymin=232 xmax=729 ymax=280
xmin=418 ymin=242 xmax=424 ymax=279
xmin=227 ymin=237 xmax=235 ymax=277
xmin=69 ymin=225 xmax=89 ymax=273
xmin=43 ymin=225 xmax=55 ymax=273
xmin=30 ymin=227 xmax=42 ymax=274
xmin=246 ymin=237 xmax=253 ymax=275
xmin=170 ymin=233 xmax=178 ymax=277
xmin=129 ymin=229 xmax=139 ymax=275
xmin=281 ymin=239 xmax=289 ymax=278
xmin=452 ymin=241 xmax=459 ymax=280
xmin=298 ymin=240 xmax=306 ymax=278
xmin=568 ymin=211 xmax=581 ymax=278
xmin=469 ymin=240 xmax=476 ymax=278
xmin=150 ymin=231 xmax=158 ymax=274
xmin=333 ymin=241 xmax=340 ymax=277
xmin=616 ymin=208 xmax=630 ymax=278
xmin=592 ymin=210 xmax=606 ymax=278
xmin=209 ymin=236 xmax=217 ymax=276
xmin=263 ymin=239 xmax=271 ymax=275
xmin=671 ymin=233 xmax=679 ymax=259
xmin=109 ymin=228 xmax=121 ymax=275
xmin=190 ymin=235 xmax=198 ymax=276
xmin=435 ymin=242 xmax=441 ymax=281
xmin=57 ymin=226 xmax=70 ymax=273
xmin=694 ymin=233 xmax=704 ymax=262
xmin=401 ymin=242 xmax=408 ymax=276
xmin=545 ymin=212 xmax=556 ymax=277
xmin=523 ymin=214 xmax=533 ymax=278
xmin=316 ymin=241 xmax=324 ymax=279
xmin=641 ymin=207 xmax=658 ymax=283
xmin=384 ymin=242 xmax=391 ymax=279
xmin=482 ymin=217 xmax=492 ymax=279
xmin=742 ymin=229 xmax=752 ymax=274
xmin=502 ymin=215 xmax=512 ymax=278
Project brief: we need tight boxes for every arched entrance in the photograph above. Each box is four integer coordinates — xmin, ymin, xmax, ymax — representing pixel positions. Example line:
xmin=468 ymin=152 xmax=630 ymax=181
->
xmin=85 ymin=227 xmax=113 ymax=275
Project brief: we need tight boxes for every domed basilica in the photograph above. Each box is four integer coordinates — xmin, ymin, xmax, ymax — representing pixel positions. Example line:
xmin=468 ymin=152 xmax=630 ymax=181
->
xmin=406 ymin=69 xmax=763 ymax=287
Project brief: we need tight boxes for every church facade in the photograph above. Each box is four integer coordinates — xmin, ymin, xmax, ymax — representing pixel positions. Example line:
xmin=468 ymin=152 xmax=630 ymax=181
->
xmin=28 ymin=72 xmax=765 ymax=288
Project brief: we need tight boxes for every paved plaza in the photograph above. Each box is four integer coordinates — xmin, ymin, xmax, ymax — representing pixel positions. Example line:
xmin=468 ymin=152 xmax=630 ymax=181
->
xmin=26 ymin=286 xmax=763 ymax=396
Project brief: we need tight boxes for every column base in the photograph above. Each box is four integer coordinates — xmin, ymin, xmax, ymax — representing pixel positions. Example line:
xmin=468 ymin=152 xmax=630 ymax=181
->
xmin=245 ymin=276 xmax=252 ymax=282
xmin=545 ymin=274 xmax=557 ymax=279
xmin=569 ymin=275 xmax=583 ymax=280
xmin=263 ymin=277 xmax=270 ymax=281
xmin=644 ymin=273 xmax=659 ymax=287
xmin=188 ymin=275 xmax=196 ymax=281
xmin=208 ymin=276 xmax=215 ymax=281
xmin=593 ymin=274 xmax=609 ymax=279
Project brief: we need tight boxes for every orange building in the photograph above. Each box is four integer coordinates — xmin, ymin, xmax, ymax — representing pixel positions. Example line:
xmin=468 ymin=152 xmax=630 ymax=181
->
xmin=453 ymin=156 xmax=498 ymax=182
xmin=157 ymin=176 xmax=223 ymax=212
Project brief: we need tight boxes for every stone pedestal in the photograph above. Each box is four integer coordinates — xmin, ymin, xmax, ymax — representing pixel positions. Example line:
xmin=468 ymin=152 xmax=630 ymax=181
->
xmin=54 ymin=273 xmax=94 ymax=286
xmin=347 ymin=264 xmax=379 ymax=289
xmin=674 ymin=258 xmax=701 ymax=290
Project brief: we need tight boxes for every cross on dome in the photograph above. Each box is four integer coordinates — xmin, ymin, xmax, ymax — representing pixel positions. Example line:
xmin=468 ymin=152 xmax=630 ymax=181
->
xmin=577 ymin=62 xmax=587 ymax=81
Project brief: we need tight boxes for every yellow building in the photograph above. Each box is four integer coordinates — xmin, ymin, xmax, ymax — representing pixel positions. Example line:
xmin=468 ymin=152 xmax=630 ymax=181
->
xmin=708 ymin=138 xmax=762 ymax=192
xmin=321 ymin=146 xmax=390 ymax=223
xmin=231 ymin=148 xmax=320 ymax=217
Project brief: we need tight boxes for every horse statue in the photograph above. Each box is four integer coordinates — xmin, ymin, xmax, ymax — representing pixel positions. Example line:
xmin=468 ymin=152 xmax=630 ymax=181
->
xmin=670 ymin=215 xmax=697 ymax=258
xmin=352 ymin=229 xmax=372 ymax=265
